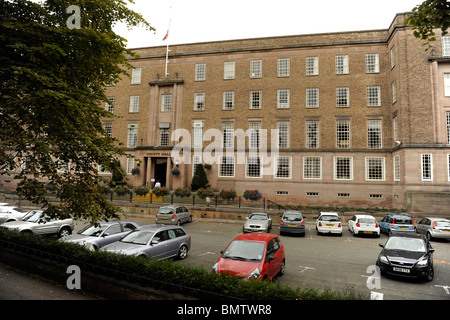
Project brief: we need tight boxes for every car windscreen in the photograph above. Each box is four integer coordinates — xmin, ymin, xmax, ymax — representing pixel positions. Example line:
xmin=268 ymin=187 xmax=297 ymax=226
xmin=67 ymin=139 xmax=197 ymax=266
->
xmin=222 ymin=240 xmax=265 ymax=262
xmin=394 ymin=218 xmax=412 ymax=225
xmin=78 ymin=224 xmax=109 ymax=237
xmin=120 ymin=230 xmax=154 ymax=245
xmin=283 ymin=213 xmax=302 ymax=221
xmin=320 ymin=215 xmax=340 ymax=222
xmin=21 ymin=211 xmax=42 ymax=223
xmin=384 ymin=237 xmax=426 ymax=253
xmin=249 ymin=214 xmax=267 ymax=220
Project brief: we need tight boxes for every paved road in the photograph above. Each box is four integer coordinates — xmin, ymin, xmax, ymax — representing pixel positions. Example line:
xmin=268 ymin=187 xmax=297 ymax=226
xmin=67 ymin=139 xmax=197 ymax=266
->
xmin=0 ymin=262 xmax=102 ymax=300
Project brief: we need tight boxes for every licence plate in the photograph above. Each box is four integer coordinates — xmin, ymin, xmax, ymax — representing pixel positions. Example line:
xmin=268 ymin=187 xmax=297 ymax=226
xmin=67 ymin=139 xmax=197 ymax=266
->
xmin=288 ymin=224 xmax=297 ymax=227
xmin=393 ymin=267 xmax=410 ymax=273
xmin=326 ymin=224 xmax=334 ymax=227
xmin=443 ymin=230 xmax=450 ymax=232
xmin=160 ymin=218 xmax=168 ymax=221
xmin=364 ymin=231 xmax=374 ymax=234
xmin=399 ymin=227 xmax=409 ymax=229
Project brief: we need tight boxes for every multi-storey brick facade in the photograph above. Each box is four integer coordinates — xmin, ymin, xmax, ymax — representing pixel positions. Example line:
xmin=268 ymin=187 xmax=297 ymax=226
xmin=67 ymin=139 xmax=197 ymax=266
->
xmin=96 ymin=12 xmax=450 ymax=212
xmin=3 ymin=12 xmax=449 ymax=212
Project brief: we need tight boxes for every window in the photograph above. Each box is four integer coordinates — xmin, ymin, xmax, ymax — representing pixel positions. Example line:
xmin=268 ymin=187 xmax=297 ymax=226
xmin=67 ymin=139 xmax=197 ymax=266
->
xmin=105 ymin=96 xmax=115 ymax=113
xmin=336 ymin=120 xmax=350 ymax=149
xmin=222 ymin=121 xmax=234 ymax=148
xmin=250 ymin=60 xmax=262 ymax=78
xmin=392 ymin=81 xmax=397 ymax=104
xmin=249 ymin=121 xmax=261 ymax=149
xmin=195 ymin=63 xmax=206 ymax=81
xmin=306 ymin=56 xmax=318 ymax=76
xmin=393 ymin=116 xmax=398 ymax=142
xmin=442 ymin=36 xmax=450 ymax=56
xmin=224 ymin=61 xmax=235 ymax=79
xmin=306 ymin=88 xmax=319 ymax=108
xmin=277 ymin=121 xmax=290 ymax=148
xmin=334 ymin=156 xmax=353 ymax=180
xmin=394 ymin=155 xmax=400 ymax=181
xmin=366 ymin=53 xmax=379 ymax=73
xmin=275 ymin=156 xmax=291 ymax=178
xmin=127 ymin=124 xmax=138 ymax=148
xmin=219 ymin=156 xmax=234 ymax=177
xmin=129 ymin=95 xmax=139 ymax=113
xmin=306 ymin=120 xmax=319 ymax=148
xmin=159 ymin=123 xmax=170 ymax=146
xmin=126 ymin=156 xmax=135 ymax=174
xmin=366 ymin=157 xmax=385 ymax=181
xmin=192 ymin=121 xmax=204 ymax=148
xmin=448 ymin=154 xmax=450 ymax=181
xmin=194 ymin=93 xmax=205 ymax=111
xmin=277 ymin=89 xmax=290 ymax=108
xmin=421 ymin=154 xmax=433 ymax=181
xmin=447 ymin=112 xmax=450 ymax=144
xmin=131 ymin=67 xmax=141 ymax=84
xmin=223 ymin=91 xmax=234 ymax=110
xmin=192 ymin=155 xmax=201 ymax=176
xmin=104 ymin=123 xmax=113 ymax=137
xmin=304 ymin=156 xmax=322 ymax=179
xmin=336 ymin=87 xmax=349 ymax=107
xmin=368 ymin=119 xmax=382 ymax=149
xmin=277 ymin=58 xmax=290 ymax=77
xmin=161 ymin=94 xmax=172 ymax=112
xmin=250 ymin=90 xmax=262 ymax=109
xmin=335 ymin=54 xmax=349 ymax=74
xmin=367 ymin=86 xmax=381 ymax=106
xmin=390 ymin=46 xmax=396 ymax=69
xmin=246 ymin=156 xmax=261 ymax=178
xmin=444 ymin=73 xmax=450 ymax=96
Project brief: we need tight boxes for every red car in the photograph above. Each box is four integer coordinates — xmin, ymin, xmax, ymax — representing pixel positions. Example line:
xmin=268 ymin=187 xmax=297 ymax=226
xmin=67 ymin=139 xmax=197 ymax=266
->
xmin=212 ymin=233 xmax=285 ymax=281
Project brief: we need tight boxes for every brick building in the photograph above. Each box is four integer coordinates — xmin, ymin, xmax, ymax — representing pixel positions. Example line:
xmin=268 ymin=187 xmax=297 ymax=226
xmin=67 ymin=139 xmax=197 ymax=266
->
xmin=5 ymin=12 xmax=448 ymax=212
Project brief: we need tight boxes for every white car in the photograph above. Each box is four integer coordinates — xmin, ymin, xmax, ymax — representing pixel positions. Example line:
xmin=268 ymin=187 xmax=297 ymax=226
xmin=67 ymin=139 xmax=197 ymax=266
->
xmin=0 ymin=206 xmax=29 ymax=224
xmin=348 ymin=214 xmax=380 ymax=237
xmin=316 ymin=212 xmax=342 ymax=236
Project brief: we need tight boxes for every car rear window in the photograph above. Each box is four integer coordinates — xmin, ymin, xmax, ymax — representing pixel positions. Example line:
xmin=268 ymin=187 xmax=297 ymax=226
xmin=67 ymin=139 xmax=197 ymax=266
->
xmin=283 ymin=213 xmax=302 ymax=221
xmin=394 ymin=218 xmax=412 ymax=225
xmin=321 ymin=215 xmax=340 ymax=222
xmin=158 ymin=208 xmax=174 ymax=214
xmin=435 ymin=221 xmax=450 ymax=228
xmin=358 ymin=218 xmax=376 ymax=224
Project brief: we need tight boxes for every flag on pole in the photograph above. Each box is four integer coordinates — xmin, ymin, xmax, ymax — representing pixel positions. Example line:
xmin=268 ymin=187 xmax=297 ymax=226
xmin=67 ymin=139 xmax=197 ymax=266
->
xmin=163 ymin=16 xmax=171 ymax=41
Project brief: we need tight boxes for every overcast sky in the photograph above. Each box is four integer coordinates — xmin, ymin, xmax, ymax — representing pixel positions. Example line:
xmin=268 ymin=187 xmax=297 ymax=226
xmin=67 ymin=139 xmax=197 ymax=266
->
xmin=113 ymin=0 xmax=422 ymax=48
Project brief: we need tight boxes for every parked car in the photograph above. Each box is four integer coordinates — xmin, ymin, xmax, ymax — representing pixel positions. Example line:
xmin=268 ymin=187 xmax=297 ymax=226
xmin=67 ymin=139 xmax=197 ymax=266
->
xmin=280 ymin=210 xmax=305 ymax=236
xmin=1 ymin=210 xmax=74 ymax=238
xmin=316 ymin=212 xmax=342 ymax=236
xmin=212 ymin=233 xmax=285 ymax=281
xmin=348 ymin=214 xmax=380 ymax=237
xmin=415 ymin=217 xmax=450 ymax=241
xmin=0 ymin=206 xmax=28 ymax=224
xmin=379 ymin=214 xmax=414 ymax=235
xmin=376 ymin=233 xmax=435 ymax=282
xmin=61 ymin=221 xmax=140 ymax=250
xmin=243 ymin=212 xmax=272 ymax=233
xmin=101 ymin=224 xmax=191 ymax=260
xmin=155 ymin=205 xmax=192 ymax=225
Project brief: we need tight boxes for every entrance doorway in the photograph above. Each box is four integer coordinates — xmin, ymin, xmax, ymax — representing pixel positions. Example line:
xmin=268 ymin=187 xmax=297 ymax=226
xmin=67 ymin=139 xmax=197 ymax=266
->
xmin=153 ymin=158 xmax=167 ymax=188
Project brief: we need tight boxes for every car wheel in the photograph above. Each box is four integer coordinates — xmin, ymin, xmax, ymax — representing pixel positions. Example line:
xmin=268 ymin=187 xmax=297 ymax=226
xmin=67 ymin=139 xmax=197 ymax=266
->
xmin=278 ymin=260 xmax=286 ymax=276
xmin=426 ymin=232 xmax=433 ymax=241
xmin=188 ymin=215 xmax=192 ymax=223
xmin=425 ymin=265 xmax=434 ymax=282
xmin=177 ymin=245 xmax=188 ymax=260
xmin=177 ymin=219 xmax=181 ymax=226
xmin=58 ymin=227 xmax=72 ymax=238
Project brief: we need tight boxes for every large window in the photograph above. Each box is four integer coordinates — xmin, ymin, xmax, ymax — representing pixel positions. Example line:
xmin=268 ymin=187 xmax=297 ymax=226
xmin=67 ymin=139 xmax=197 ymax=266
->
xmin=249 ymin=121 xmax=261 ymax=149
xmin=304 ymin=156 xmax=322 ymax=179
xmin=444 ymin=73 xmax=450 ymax=96
xmin=366 ymin=53 xmax=380 ymax=73
xmin=195 ymin=63 xmax=206 ymax=81
xmin=306 ymin=56 xmax=318 ymax=76
xmin=366 ymin=157 xmax=385 ymax=181
xmin=194 ymin=93 xmax=205 ymax=111
xmin=250 ymin=60 xmax=262 ymax=78
xmin=246 ymin=157 xmax=261 ymax=178
xmin=131 ymin=67 xmax=141 ymax=84
xmin=192 ymin=121 xmax=204 ymax=148
xmin=219 ymin=156 xmax=235 ymax=177
xmin=224 ymin=61 xmax=235 ymax=79
xmin=336 ymin=120 xmax=350 ymax=149
xmin=421 ymin=154 xmax=433 ymax=181
xmin=306 ymin=120 xmax=319 ymax=148
xmin=335 ymin=54 xmax=349 ymax=74
xmin=159 ymin=124 xmax=170 ymax=146
xmin=306 ymin=88 xmax=319 ymax=108
xmin=250 ymin=90 xmax=262 ymax=109
xmin=127 ymin=124 xmax=138 ymax=148
xmin=129 ymin=95 xmax=139 ymax=113
xmin=222 ymin=121 xmax=234 ymax=148
xmin=394 ymin=155 xmax=400 ymax=181
xmin=277 ymin=121 xmax=290 ymax=148
xmin=275 ymin=156 xmax=291 ymax=179
xmin=105 ymin=96 xmax=115 ymax=113
xmin=336 ymin=87 xmax=349 ymax=107
xmin=442 ymin=36 xmax=450 ymax=56
xmin=334 ymin=156 xmax=353 ymax=180
xmin=223 ymin=91 xmax=234 ymax=110
xmin=367 ymin=86 xmax=381 ymax=107
xmin=447 ymin=112 xmax=450 ymax=144
xmin=161 ymin=94 xmax=172 ymax=112
xmin=277 ymin=89 xmax=290 ymax=108
xmin=277 ymin=58 xmax=290 ymax=77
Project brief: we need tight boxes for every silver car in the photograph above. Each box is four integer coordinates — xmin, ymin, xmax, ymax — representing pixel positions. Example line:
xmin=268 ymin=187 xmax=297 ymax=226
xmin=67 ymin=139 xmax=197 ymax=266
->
xmin=1 ymin=210 xmax=74 ymax=238
xmin=155 ymin=205 xmax=192 ymax=225
xmin=280 ymin=210 xmax=305 ymax=236
xmin=243 ymin=212 xmax=272 ymax=233
xmin=100 ymin=224 xmax=191 ymax=260
xmin=415 ymin=217 xmax=450 ymax=241
xmin=61 ymin=221 xmax=140 ymax=250
xmin=0 ymin=206 xmax=28 ymax=223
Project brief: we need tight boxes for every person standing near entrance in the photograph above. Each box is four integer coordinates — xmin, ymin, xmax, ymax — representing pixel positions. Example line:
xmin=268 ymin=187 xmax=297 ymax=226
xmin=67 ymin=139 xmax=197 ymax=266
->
xmin=155 ymin=181 xmax=161 ymax=188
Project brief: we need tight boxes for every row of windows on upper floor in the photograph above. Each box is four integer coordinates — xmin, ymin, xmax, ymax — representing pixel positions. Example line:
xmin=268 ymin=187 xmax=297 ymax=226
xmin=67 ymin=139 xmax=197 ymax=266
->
xmin=126 ymin=53 xmax=388 ymax=85
xmin=105 ymin=83 xmax=398 ymax=113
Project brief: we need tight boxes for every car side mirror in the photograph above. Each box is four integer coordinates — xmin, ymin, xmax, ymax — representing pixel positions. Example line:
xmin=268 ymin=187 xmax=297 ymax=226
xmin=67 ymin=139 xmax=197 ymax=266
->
xmin=102 ymin=233 xmax=109 ymax=237
xmin=151 ymin=239 xmax=159 ymax=245
xmin=379 ymin=244 xmax=384 ymax=248
xmin=429 ymin=248 xmax=435 ymax=253
xmin=266 ymin=255 xmax=274 ymax=263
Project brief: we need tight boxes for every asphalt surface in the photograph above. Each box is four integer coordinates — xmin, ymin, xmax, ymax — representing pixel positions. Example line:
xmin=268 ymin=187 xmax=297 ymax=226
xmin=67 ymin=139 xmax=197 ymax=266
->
xmin=0 ymin=262 xmax=102 ymax=300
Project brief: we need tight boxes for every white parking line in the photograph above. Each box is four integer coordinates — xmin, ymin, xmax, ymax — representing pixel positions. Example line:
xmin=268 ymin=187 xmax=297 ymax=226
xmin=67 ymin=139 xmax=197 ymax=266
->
xmin=198 ymin=252 xmax=215 ymax=257
xmin=434 ymin=285 xmax=450 ymax=295
xmin=298 ymin=265 xmax=315 ymax=273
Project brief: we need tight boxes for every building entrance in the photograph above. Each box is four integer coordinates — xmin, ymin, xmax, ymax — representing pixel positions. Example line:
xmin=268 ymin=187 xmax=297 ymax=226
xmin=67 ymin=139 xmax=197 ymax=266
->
xmin=153 ymin=158 xmax=167 ymax=188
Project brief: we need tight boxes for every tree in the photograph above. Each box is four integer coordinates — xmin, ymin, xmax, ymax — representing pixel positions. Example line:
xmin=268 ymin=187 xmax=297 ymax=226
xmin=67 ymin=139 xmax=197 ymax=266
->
xmin=0 ymin=0 xmax=154 ymax=223
xmin=404 ymin=0 xmax=450 ymax=47
xmin=191 ymin=164 xmax=209 ymax=191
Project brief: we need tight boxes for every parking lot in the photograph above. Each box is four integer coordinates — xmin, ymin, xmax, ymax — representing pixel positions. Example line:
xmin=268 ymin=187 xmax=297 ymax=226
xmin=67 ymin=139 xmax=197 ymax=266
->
xmin=74 ymin=215 xmax=450 ymax=300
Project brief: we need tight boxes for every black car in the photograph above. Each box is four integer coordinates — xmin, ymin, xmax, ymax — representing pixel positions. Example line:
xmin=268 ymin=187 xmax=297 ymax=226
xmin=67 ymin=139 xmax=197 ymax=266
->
xmin=376 ymin=233 xmax=435 ymax=282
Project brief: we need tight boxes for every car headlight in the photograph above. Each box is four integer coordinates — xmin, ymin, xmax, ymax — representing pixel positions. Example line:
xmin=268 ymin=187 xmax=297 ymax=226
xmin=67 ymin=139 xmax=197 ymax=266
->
xmin=212 ymin=263 xmax=218 ymax=274
xmin=379 ymin=255 xmax=388 ymax=264
xmin=247 ymin=268 xmax=260 ymax=279
xmin=416 ymin=258 xmax=428 ymax=267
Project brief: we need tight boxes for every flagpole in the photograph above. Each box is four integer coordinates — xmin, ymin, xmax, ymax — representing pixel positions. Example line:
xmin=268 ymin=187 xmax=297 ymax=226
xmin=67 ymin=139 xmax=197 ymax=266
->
xmin=163 ymin=6 xmax=172 ymax=78
xmin=165 ymin=42 xmax=169 ymax=77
